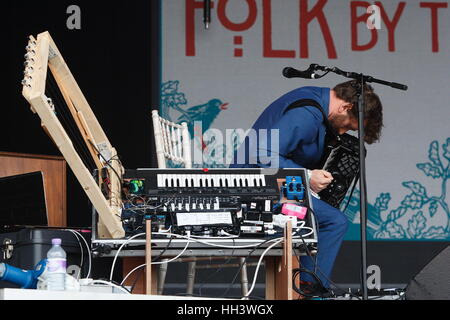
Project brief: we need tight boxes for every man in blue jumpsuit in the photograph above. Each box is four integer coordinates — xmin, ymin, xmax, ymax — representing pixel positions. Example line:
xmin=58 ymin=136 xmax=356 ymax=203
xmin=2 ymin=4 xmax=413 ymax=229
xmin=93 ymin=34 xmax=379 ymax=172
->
xmin=230 ymin=80 xmax=383 ymax=295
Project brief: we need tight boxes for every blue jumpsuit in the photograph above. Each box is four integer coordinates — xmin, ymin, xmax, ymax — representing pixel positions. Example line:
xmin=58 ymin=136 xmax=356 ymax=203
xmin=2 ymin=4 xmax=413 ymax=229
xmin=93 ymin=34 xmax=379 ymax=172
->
xmin=230 ymin=86 xmax=348 ymax=288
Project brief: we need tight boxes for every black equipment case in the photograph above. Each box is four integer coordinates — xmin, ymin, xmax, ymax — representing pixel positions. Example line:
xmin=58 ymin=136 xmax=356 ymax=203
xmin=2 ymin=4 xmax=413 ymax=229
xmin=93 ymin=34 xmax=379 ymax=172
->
xmin=0 ymin=227 xmax=89 ymax=288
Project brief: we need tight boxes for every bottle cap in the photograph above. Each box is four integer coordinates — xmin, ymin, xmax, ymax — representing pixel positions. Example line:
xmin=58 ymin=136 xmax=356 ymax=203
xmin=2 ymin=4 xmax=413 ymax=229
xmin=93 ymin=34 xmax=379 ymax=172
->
xmin=52 ymin=238 xmax=62 ymax=245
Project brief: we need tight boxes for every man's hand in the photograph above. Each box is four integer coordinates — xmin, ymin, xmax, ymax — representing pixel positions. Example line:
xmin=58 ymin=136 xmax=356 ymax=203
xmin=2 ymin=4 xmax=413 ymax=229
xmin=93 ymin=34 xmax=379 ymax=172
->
xmin=309 ymin=169 xmax=333 ymax=193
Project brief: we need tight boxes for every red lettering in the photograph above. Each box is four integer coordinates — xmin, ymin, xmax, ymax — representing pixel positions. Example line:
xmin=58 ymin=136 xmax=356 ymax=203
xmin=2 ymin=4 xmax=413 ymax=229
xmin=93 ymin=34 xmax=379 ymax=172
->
xmin=217 ymin=0 xmax=257 ymax=31
xmin=262 ymin=0 xmax=296 ymax=58
xmin=299 ymin=0 xmax=337 ymax=59
xmin=186 ymin=0 xmax=215 ymax=56
xmin=351 ymin=1 xmax=378 ymax=51
xmin=375 ymin=2 xmax=406 ymax=52
xmin=420 ymin=2 xmax=448 ymax=52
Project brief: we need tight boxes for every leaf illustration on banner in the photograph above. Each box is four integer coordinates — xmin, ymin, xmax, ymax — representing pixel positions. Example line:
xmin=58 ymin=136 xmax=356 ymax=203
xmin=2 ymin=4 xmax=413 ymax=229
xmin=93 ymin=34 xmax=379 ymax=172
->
xmin=161 ymin=80 xmax=180 ymax=95
xmin=407 ymin=211 xmax=426 ymax=238
xmin=385 ymin=221 xmax=406 ymax=239
xmin=160 ymin=80 xmax=188 ymax=120
xmin=401 ymin=193 xmax=425 ymax=210
xmin=374 ymin=193 xmax=391 ymax=212
xmin=164 ymin=92 xmax=187 ymax=108
xmin=373 ymin=230 xmax=386 ymax=239
xmin=417 ymin=163 xmax=442 ymax=179
xmin=402 ymin=181 xmax=428 ymax=198
xmin=347 ymin=137 xmax=450 ymax=241
xmin=443 ymin=138 xmax=450 ymax=161
xmin=421 ymin=226 xmax=449 ymax=239
xmin=428 ymin=140 xmax=443 ymax=169
xmin=429 ymin=201 xmax=439 ymax=217
xmin=387 ymin=206 xmax=408 ymax=222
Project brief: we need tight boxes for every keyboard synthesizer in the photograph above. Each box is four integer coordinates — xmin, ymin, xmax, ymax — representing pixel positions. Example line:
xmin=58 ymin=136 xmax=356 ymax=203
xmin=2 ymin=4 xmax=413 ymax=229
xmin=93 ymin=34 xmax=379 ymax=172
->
xmin=117 ymin=168 xmax=317 ymax=241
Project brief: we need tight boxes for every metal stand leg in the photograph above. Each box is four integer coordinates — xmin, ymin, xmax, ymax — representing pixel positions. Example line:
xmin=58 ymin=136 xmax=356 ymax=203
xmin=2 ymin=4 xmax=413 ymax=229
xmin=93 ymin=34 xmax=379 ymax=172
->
xmin=239 ymin=257 xmax=249 ymax=297
xmin=157 ymin=259 xmax=168 ymax=295
xmin=186 ymin=261 xmax=197 ymax=295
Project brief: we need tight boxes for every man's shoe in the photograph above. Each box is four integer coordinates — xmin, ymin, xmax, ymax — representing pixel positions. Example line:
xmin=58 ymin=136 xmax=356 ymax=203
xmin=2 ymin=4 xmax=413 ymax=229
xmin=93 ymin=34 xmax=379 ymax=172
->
xmin=297 ymin=281 xmax=332 ymax=299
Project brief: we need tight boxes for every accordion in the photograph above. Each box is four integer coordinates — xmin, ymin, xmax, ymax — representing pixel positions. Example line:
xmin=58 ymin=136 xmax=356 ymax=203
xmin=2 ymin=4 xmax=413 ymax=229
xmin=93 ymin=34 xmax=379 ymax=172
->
xmin=282 ymin=98 xmax=363 ymax=209
xmin=318 ymin=133 xmax=363 ymax=208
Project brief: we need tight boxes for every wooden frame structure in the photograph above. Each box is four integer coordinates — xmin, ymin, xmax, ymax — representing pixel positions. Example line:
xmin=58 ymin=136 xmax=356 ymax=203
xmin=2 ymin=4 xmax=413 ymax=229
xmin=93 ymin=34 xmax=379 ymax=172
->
xmin=21 ymin=31 xmax=124 ymax=238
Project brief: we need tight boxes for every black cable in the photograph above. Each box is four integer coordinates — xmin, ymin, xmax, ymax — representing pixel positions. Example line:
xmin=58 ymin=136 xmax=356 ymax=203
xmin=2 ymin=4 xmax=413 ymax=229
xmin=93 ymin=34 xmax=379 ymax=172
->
xmin=88 ymin=139 xmax=123 ymax=184
xmin=153 ymin=234 xmax=174 ymax=263
xmin=219 ymin=198 xmax=317 ymax=298
xmin=292 ymin=268 xmax=325 ymax=298
xmin=306 ymin=206 xmax=320 ymax=275
xmin=46 ymin=73 xmax=96 ymax=171
xmin=220 ymin=236 xmax=281 ymax=298
xmin=296 ymin=205 xmax=362 ymax=300
xmin=293 ymin=226 xmax=329 ymax=299
xmin=45 ymin=83 xmax=92 ymax=166
xmin=341 ymin=172 xmax=360 ymax=214
xmin=293 ymin=201 xmax=339 ymax=298
xmin=46 ymin=71 xmax=124 ymax=186
xmin=197 ymin=237 xmax=236 ymax=297
xmin=294 ymin=241 xmax=362 ymax=300
xmin=128 ymin=266 xmax=145 ymax=293
xmin=128 ymin=232 xmax=174 ymax=293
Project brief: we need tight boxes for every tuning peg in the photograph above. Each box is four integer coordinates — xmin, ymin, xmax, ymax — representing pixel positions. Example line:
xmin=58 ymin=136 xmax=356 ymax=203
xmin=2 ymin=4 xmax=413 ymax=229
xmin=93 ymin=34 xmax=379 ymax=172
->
xmin=28 ymin=36 xmax=36 ymax=45
xmin=21 ymin=78 xmax=32 ymax=88
xmin=25 ymin=37 xmax=37 ymax=52
xmin=46 ymin=96 xmax=55 ymax=111
xmin=24 ymin=51 xmax=36 ymax=60
xmin=23 ymin=66 xmax=34 ymax=78
xmin=25 ymin=43 xmax=36 ymax=51
xmin=24 ymin=59 xmax=35 ymax=67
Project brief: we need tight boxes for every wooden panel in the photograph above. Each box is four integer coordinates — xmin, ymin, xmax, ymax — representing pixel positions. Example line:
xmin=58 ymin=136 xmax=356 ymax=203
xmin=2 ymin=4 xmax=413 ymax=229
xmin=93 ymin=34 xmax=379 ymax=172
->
xmin=264 ymin=221 xmax=302 ymax=300
xmin=122 ymin=257 xmax=158 ymax=295
xmin=0 ymin=152 xmax=67 ymax=227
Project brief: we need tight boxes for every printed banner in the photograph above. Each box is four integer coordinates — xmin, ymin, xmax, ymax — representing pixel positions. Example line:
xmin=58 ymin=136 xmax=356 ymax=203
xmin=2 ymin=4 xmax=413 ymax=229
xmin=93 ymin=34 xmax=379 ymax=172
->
xmin=161 ymin=0 xmax=450 ymax=241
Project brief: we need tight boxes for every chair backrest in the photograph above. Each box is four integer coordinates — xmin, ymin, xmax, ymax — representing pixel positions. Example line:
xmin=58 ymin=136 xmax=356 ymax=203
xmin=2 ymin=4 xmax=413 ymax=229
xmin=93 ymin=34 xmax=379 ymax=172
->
xmin=152 ymin=110 xmax=192 ymax=168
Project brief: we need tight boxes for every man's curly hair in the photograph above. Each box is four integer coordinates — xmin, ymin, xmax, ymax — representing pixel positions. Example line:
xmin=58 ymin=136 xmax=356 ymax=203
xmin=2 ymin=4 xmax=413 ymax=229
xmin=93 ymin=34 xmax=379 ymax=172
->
xmin=333 ymin=80 xmax=383 ymax=144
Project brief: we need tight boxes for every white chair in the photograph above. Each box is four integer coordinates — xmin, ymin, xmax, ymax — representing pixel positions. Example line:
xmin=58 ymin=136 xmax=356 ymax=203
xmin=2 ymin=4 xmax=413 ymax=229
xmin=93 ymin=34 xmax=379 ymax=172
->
xmin=152 ymin=110 xmax=192 ymax=169
xmin=151 ymin=110 xmax=249 ymax=297
xmin=152 ymin=110 xmax=194 ymax=295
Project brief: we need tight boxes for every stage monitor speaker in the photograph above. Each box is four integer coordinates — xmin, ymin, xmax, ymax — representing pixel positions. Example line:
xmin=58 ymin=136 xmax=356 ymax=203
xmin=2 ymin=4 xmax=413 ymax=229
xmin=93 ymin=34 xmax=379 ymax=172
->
xmin=405 ymin=245 xmax=450 ymax=300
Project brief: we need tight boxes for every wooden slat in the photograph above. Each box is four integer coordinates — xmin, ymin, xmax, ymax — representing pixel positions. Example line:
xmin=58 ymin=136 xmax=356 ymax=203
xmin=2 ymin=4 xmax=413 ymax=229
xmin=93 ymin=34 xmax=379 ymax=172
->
xmin=265 ymin=221 xmax=294 ymax=300
xmin=146 ymin=219 xmax=152 ymax=295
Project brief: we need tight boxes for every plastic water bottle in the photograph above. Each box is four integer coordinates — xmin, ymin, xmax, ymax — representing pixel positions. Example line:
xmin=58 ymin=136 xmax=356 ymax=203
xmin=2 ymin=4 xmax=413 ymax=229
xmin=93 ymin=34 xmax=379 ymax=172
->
xmin=46 ymin=238 xmax=66 ymax=291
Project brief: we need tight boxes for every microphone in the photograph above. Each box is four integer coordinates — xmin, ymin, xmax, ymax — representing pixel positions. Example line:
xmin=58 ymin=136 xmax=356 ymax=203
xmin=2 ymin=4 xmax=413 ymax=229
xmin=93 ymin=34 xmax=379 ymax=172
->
xmin=204 ymin=0 xmax=211 ymax=29
xmin=282 ymin=66 xmax=316 ymax=79
xmin=390 ymin=82 xmax=408 ymax=91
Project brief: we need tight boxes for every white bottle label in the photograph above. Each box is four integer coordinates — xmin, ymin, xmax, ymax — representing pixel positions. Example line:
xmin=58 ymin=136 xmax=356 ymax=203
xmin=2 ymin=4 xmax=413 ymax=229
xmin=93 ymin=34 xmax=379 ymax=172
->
xmin=47 ymin=258 xmax=67 ymax=273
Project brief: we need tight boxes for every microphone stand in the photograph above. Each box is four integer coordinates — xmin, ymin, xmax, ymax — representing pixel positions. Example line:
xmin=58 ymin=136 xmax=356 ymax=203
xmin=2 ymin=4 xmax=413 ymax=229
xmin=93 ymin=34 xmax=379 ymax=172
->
xmin=288 ymin=64 xmax=407 ymax=300
xmin=356 ymin=75 xmax=369 ymax=301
